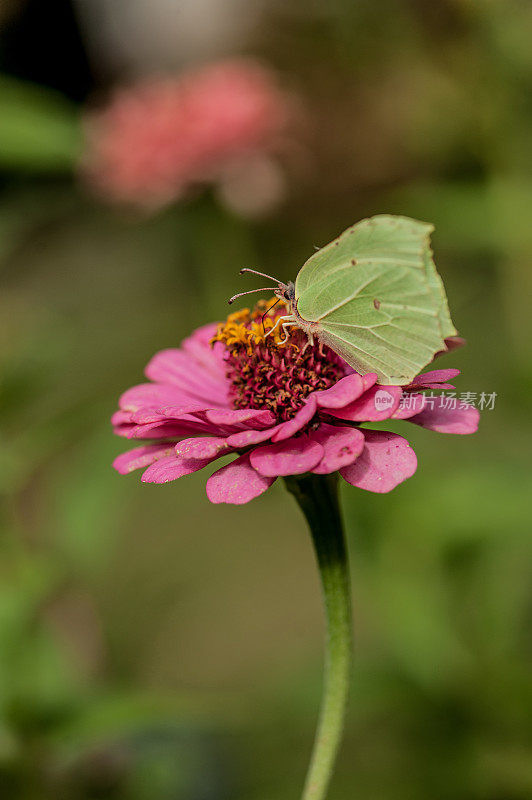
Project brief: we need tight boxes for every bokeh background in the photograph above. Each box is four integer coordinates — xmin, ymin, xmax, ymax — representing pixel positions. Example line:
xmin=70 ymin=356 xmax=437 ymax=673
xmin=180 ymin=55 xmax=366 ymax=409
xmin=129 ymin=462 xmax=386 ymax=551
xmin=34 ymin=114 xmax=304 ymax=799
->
xmin=1 ymin=1 xmax=532 ymax=798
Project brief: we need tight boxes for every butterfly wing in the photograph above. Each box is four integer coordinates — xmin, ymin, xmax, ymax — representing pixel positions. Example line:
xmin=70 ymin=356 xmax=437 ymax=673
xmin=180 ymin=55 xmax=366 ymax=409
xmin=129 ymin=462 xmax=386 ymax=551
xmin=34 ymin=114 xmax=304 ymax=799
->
xmin=294 ymin=215 xmax=457 ymax=384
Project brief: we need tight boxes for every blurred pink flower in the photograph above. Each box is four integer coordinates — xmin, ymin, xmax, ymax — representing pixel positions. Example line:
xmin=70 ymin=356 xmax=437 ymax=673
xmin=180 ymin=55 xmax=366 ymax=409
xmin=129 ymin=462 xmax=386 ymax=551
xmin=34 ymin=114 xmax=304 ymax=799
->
xmin=112 ymin=302 xmax=479 ymax=504
xmin=82 ymin=59 xmax=295 ymax=211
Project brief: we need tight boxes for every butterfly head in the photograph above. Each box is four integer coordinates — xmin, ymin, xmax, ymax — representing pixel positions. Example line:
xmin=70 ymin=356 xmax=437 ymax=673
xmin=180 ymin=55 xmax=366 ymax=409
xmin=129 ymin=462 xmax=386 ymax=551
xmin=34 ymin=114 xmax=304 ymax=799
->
xmin=274 ymin=280 xmax=295 ymax=308
xmin=228 ymin=268 xmax=294 ymax=308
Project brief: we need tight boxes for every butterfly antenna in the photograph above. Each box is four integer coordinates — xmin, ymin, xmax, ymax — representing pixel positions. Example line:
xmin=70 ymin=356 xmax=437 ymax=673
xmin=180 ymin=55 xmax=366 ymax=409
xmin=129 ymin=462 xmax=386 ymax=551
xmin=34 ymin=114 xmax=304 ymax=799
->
xmin=240 ymin=267 xmax=285 ymax=284
xmin=228 ymin=287 xmax=278 ymax=305
xmin=261 ymin=297 xmax=281 ymax=335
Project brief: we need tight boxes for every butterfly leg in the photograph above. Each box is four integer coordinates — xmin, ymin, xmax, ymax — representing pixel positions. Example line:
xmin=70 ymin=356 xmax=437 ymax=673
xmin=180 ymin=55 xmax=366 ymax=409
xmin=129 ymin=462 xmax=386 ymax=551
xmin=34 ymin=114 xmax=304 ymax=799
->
xmin=300 ymin=331 xmax=315 ymax=352
xmin=278 ymin=322 xmax=300 ymax=345
xmin=263 ymin=314 xmax=293 ymax=340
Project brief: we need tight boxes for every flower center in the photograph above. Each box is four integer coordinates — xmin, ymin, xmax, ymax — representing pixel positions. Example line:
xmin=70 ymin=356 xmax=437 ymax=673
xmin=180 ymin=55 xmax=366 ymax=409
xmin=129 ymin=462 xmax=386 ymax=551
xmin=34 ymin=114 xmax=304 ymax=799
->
xmin=213 ymin=299 xmax=346 ymax=421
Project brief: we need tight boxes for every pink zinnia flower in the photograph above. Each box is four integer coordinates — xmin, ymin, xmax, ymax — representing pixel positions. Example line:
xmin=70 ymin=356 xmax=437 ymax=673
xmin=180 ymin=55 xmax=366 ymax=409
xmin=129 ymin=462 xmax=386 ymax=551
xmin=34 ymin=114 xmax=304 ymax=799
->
xmin=82 ymin=59 xmax=294 ymax=210
xmin=112 ymin=300 xmax=479 ymax=504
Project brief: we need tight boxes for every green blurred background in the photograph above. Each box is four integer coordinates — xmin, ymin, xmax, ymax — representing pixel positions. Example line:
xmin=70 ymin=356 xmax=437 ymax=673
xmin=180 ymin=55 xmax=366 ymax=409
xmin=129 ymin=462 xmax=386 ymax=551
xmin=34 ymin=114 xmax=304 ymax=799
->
xmin=1 ymin=1 xmax=531 ymax=798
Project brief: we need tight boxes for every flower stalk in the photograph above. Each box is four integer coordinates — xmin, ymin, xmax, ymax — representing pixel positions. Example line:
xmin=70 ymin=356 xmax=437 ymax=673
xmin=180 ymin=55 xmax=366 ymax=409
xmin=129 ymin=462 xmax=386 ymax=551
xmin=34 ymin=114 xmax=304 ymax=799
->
xmin=284 ymin=473 xmax=352 ymax=800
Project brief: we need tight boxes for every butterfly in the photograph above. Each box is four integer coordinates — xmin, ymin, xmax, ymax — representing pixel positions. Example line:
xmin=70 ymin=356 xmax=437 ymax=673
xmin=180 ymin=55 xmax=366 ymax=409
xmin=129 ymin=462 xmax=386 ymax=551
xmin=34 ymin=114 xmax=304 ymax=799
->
xmin=229 ymin=215 xmax=458 ymax=385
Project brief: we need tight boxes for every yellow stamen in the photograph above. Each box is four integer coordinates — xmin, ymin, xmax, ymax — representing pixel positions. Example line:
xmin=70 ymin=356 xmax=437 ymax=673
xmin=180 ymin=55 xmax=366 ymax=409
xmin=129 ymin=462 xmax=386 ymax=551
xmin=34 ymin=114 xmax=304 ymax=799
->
xmin=212 ymin=298 xmax=298 ymax=350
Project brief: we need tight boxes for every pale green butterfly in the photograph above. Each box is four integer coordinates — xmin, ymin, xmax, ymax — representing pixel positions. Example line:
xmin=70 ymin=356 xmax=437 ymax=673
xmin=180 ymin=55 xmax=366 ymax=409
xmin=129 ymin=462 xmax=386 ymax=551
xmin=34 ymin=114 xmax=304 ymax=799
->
xmin=229 ymin=215 xmax=458 ymax=385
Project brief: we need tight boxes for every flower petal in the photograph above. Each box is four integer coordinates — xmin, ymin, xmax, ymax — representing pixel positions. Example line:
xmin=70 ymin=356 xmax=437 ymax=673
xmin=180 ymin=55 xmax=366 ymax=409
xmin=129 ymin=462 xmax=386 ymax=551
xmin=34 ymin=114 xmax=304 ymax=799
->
xmin=392 ymin=392 xmax=427 ymax=420
xmin=340 ymin=430 xmax=417 ymax=493
xmin=314 ymin=373 xmax=370 ymax=409
xmin=113 ymin=444 xmax=175 ymax=474
xmin=145 ymin=348 xmax=229 ymax=404
xmin=330 ymin=385 xmax=402 ymax=422
xmin=309 ymin=425 xmax=365 ymax=474
xmin=131 ymin=403 xmax=207 ymax=423
xmin=141 ymin=454 xmax=212 ymax=483
xmin=271 ymin=396 xmax=317 ymax=442
xmin=183 ymin=322 xmax=220 ymax=346
xmin=226 ymin=426 xmax=280 ymax=448
xmin=111 ymin=410 xmax=133 ymax=426
xmin=119 ymin=383 xmax=193 ymax=413
xmin=408 ymin=402 xmax=480 ymax=434
xmin=416 ymin=382 xmax=457 ymax=391
xmin=181 ymin=325 xmax=228 ymax=377
xmin=206 ymin=453 xmax=274 ymax=504
xmin=250 ymin=435 xmax=324 ymax=477
xmin=408 ymin=368 xmax=460 ymax=388
xmin=433 ymin=336 xmax=465 ymax=360
xmin=174 ymin=436 xmax=231 ymax=460
xmin=125 ymin=419 xmax=216 ymax=439
xmin=205 ymin=407 xmax=276 ymax=429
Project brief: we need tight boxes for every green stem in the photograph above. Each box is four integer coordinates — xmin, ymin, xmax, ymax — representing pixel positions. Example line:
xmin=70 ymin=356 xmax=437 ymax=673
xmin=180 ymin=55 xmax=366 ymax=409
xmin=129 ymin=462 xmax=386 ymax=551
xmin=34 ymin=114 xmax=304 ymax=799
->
xmin=284 ymin=473 xmax=352 ymax=800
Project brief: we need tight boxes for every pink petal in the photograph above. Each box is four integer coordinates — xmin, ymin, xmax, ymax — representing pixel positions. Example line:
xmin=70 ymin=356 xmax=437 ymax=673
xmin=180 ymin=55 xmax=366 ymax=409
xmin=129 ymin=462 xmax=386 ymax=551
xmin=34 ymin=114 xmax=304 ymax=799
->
xmin=363 ymin=373 xmax=379 ymax=389
xmin=113 ymin=423 xmax=136 ymax=438
xmin=113 ymin=444 xmax=175 ymax=474
xmin=310 ymin=425 xmax=365 ymax=474
xmin=408 ymin=402 xmax=480 ymax=434
xmin=206 ymin=453 xmax=274 ymax=504
xmin=226 ymin=426 xmax=280 ymax=448
xmin=182 ymin=322 xmax=221 ymax=350
xmin=433 ymin=336 xmax=465 ymax=359
xmin=392 ymin=393 xmax=427 ymax=420
xmin=330 ymin=385 xmax=402 ymax=422
xmin=144 ymin=350 xmax=229 ymax=405
xmin=119 ymin=383 xmax=190 ymax=413
xmin=141 ymin=454 xmax=211 ymax=483
xmin=126 ymin=419 xmax=218 ymax=439
xmin=205 ymin=408 xmax=276 ymax=429
xmin=444 ymin=336 xmax=465 ymax=351
xmin=340 ymin=430 xmax=417 ymax=493
xmin=314 ymin=373 xmax=365 ymax=409
xmin=271 ymin=396 xmax=317 ymax=442
xmin=111 ymin=410 xmax=133 ymax=426
xmin=131 ymin=403 xmax=206 ymax=423
xmin=415 ymin=382 xmax=456 ymax=391
xmin=174 ymin=436 xmax=231 ymax=460
xmin=181 ymin=325 xmax=228 ymax=376
xmin=250 ymin=435 xmax=324 ymax=477
xmin=408 ymin=369 xmax=460 ymax=389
